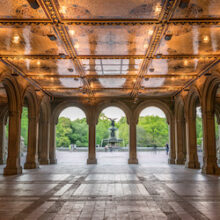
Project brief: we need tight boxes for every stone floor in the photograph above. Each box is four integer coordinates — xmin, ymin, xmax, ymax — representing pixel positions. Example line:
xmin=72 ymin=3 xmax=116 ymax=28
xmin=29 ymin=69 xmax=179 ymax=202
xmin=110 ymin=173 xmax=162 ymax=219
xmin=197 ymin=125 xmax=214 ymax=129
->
xmin=0 ymin=151 xmax=219 ymax=220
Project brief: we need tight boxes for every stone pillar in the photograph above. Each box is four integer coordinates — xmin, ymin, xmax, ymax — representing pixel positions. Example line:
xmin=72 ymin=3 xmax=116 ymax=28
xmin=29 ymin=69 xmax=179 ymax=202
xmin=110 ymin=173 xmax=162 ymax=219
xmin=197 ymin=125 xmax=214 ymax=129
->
xmin=128 ymin=119 xmax=138 ymax=164
xmin=24 ymin=116 xmax=39 ymax=169
xmin=175 ymin=119 xmax=186 ymax=164
xmin=202 ymin=110 xmax=220 ymax=174
xmin=87 ymin=118 xmax=97 ymax=164
xmin=168 ymin=118 xmax=176 ymax=164
xmin=38 ymin=118 xmax=50 ymax=165
xmin=4 ymin=110 xmax=22 ymax=175
xmin=185 ymin=113 xmax=200 ymax=169
xmin=49 ymin=120 xmax=57 ymax=164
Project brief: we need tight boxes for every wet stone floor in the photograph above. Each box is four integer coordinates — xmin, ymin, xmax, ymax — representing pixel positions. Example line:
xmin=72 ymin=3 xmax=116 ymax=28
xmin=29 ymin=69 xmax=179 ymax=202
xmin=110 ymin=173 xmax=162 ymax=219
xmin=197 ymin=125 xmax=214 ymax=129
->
xmin=0 ymin=151 xmax=220 ymax=220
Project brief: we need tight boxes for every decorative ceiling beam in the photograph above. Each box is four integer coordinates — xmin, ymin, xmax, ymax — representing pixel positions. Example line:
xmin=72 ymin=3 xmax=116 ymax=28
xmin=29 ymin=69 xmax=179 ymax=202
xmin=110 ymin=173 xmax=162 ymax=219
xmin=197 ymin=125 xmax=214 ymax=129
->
xmin=28 ymin=74 xmax=196 ymax=79
xmin=2 ymin=54 xmax=220 ymax=60
xmin=43 ymin=86 xmax=182 ymax=91
xmin=0 ymin=58 xmax=52 ymax=96
xmin=1 ymin=18 xmax=220 ymax=26
xmin=174 ymin=58 xmax=220 ymax=96
xmin=39 ymin=0 xmax=93 ymax=96
xmin=130 ymin=0 xmax=180 ymax=98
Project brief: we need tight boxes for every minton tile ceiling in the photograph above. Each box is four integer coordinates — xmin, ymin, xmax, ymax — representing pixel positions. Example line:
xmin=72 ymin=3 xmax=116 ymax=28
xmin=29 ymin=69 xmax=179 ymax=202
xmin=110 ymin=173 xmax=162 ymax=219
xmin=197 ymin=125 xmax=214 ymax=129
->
xmin=0 ymin=0 xmax=220 ymax=98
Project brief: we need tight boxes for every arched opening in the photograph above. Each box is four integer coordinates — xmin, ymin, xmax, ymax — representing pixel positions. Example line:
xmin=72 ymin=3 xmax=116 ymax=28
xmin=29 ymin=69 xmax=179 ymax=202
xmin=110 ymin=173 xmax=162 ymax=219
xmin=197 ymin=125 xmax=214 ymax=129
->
xmin=137 ymin=107 xmax=169 ymax=164
xmin=214 ymin=88 xmax=220 ymax=165
xmin=96 ymin=106 xmax=129 ymax=164
xmin=0 ymin=84 xmax=8 ymax=165
xmin=55 ymin=107 xmax=88 ymax=164
xmin=196 ymin=106 xmax=203 ymax=166
xmin=20 ymin=105 xmax=28 ymax=165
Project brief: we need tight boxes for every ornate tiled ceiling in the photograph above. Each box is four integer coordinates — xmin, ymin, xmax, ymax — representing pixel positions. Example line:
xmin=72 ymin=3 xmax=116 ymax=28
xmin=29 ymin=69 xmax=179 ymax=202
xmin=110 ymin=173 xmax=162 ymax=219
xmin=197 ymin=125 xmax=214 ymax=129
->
xmin=0 ymin=0 xmax=220 ymax=99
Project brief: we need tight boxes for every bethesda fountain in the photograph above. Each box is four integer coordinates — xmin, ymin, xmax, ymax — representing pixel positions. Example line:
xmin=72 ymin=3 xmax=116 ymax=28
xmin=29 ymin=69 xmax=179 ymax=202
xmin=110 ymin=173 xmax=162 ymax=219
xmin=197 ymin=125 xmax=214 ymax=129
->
xmin=101 ymin=117 xmax=123 ymax=150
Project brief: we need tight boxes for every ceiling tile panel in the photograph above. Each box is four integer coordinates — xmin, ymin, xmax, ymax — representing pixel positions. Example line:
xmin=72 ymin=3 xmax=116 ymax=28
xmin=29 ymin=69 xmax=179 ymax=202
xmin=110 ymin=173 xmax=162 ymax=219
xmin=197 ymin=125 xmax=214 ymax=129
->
xmin=11 ymin=59 xmax=77 ymax=76
xmin=35 ymin=78 xmax=82 ymax=88
xmin=57 ymin=0 xmax=163 ymax=19
xmin=157 ymin=25 xmax=220 ymax=55
xmin=0 ymin=26 xmax=65 ymax=55
xmin=147 ymin=59 xmax=214 ymax=75
xmin=172 ymin=0 xmax=220 ymax=19
xmin=68 ymin=25 xmax=155 ymax=55
xmin=0 ymin=0 xmax=48 ymax=19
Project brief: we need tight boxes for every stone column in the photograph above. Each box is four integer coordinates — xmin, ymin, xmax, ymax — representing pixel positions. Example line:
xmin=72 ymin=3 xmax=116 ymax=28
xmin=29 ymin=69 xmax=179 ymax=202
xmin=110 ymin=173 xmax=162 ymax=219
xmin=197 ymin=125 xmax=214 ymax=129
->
xmin=175 ymin=119 xmax=186 ymax=164
xmin=202 ymin=110 xmax=220 ymax=174
xmin=38 ymin=118 xmax=50 ymax=164
xmin=4 ymin=110 xmax=22 ymax=175
xmin=128 ymin=119 xmax=138 ymax=164
xmin=87 ymin=118 xmax=97 ymax=164
xmin=49 ymin=119 xmax=57 ymax=164
xmin=185 ymin=113 xmax=200 ymax=169
xmin=168 ymin=118 xmax=176 ymax=164
xmin=24 ymin=116 xmax=39 ymax=169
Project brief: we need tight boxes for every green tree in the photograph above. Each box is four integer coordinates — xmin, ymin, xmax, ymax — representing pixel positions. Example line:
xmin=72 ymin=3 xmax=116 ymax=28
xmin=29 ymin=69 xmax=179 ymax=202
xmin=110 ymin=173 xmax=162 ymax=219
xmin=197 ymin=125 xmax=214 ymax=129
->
xmin=96 ymin=113 xmax=110 ymax=146
xmin=21 ymin=107 xmax=28 ymax=146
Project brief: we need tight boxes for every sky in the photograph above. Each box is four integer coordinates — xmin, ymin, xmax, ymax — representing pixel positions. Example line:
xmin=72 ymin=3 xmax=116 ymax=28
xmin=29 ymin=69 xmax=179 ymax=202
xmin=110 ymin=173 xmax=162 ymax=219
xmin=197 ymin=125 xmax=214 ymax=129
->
xmin=59 ymin=106 xmax=166 ymax=121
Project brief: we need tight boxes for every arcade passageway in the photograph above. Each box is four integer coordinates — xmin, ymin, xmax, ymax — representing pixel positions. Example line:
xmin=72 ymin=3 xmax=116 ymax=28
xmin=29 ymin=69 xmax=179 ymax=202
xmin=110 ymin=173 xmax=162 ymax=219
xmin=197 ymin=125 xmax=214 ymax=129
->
xmin=1 ymin=0 xmax=220 ymax=219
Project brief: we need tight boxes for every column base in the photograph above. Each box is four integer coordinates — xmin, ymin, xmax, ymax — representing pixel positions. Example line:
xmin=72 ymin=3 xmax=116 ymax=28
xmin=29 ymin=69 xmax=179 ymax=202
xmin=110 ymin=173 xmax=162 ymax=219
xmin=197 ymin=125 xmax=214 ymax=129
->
xmin=87 ymin=158 xmax=97 ymax=164
xmin=175 ymin=158 xmax=185 ymax=165
xmin=185 ymin=160 xmax=200 ymax=169
xmin=50 ymin=159 xmax=57 ymax=164
xmin=168 ymin=158 xmax=176 ymax=164
xmin=4 ymin=166 xmax=22 ymax=175
xmin=24 ymin=161 xmax=39 ymax=169
xmin=39 ymin=159 xmax=50 ymax=165
xmin=128 ymin=158 xmax=138 ymax=164
xmin=202 ymin=163 xmax=220 ymax=175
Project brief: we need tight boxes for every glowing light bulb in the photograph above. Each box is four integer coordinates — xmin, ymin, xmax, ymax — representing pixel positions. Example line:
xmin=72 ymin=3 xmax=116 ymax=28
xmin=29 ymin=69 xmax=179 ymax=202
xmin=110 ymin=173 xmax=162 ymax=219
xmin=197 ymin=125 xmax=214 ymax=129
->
xmin=59 ymin=6 xmax=67 ymax=14
xmin=203 ymin=35 xmax=210 ymax=43
xmin=69 ymin=30 xmax=75 ymax=35
xmin=12 ymin=35 xmax=20 ymax=44
xmin=37 ymin=60 xmax=41 ymax=66
xmin=155 ymin=4 xmax=162 ymax=14
xmin=144 ymin=43 xmax=148 ymax=48
xmin=148 ymin=29 xmax=153 ymax=36
xmin=74 ymin=43 xmax=79 ymax=49
xmin=184 ymin=60 xmax=188 ymax=66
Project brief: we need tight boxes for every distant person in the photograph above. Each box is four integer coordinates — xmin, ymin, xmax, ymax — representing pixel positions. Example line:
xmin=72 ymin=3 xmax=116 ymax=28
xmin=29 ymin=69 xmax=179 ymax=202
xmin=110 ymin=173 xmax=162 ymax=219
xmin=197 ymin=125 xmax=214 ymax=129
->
xmin=166 ymin=143 xmax=169 ymax=155
xmin=105 ymin=145 xmax=109 ymax=152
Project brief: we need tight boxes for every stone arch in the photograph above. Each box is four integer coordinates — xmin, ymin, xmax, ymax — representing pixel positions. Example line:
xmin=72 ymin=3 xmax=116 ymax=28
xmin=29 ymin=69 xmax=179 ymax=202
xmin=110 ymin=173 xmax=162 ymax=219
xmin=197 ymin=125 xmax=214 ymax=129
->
xmin=52 ymin=101 xmax=89 ymax=125
xmin=22 ymin=86 xmax=39 ymax=118
xmin=2 ymin=76 xmax=22 ymax=114
xmin=95 ymin=100 xmax=131 ymax=125
xmin=185 ymin=85 xmax=201 ymax=119
xmin=134 ymin=99 xmax=173 ymax=124
xmin=202 ymin=74 xmax=220 ymax=113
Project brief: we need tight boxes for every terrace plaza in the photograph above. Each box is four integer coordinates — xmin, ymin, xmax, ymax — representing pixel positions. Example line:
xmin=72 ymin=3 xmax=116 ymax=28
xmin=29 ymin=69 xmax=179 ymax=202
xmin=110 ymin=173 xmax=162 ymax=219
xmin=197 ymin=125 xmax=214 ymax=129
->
xmin=1 ymin=0 xmax=220 ymax=219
